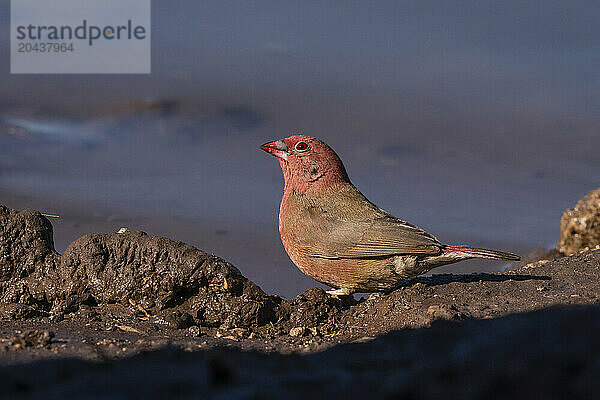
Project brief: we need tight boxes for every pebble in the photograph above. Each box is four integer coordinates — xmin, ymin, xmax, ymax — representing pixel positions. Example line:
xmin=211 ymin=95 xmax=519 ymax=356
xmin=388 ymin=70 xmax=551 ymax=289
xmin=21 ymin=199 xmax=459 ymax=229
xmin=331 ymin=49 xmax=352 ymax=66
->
xmin=289 ymin=327 xmax=308 ymax=337
xmin=188 ymin=325 xmax=201 ymax=337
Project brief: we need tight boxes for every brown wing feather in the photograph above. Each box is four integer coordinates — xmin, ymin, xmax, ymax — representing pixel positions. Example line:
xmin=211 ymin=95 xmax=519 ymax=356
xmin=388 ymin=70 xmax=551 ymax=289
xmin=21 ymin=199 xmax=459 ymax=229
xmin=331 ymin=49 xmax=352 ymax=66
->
xmin=284 ymin=185 xmax=442 ymax=260
xmin=306 ymin=214 xmax=442 ymax=259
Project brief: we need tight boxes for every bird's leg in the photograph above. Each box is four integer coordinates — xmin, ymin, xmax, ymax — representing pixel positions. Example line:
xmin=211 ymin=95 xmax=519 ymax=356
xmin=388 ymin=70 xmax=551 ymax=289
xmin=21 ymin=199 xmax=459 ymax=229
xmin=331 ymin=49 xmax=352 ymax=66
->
xmin=326 ymin=288 xmax=352 ymax=296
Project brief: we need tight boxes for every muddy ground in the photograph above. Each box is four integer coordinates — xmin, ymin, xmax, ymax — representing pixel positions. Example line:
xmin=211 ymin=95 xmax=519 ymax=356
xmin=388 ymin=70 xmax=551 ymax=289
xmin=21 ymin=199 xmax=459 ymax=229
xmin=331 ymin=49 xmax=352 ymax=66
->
xmin=1 ymin=201 xmax=600 ymax=398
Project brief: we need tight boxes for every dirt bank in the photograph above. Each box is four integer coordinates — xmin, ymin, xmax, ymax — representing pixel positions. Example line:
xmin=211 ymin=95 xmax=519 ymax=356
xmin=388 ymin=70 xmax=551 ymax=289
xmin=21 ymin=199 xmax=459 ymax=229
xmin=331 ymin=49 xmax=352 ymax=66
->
xmin=2 ymin=305 xmax=598 ymax=399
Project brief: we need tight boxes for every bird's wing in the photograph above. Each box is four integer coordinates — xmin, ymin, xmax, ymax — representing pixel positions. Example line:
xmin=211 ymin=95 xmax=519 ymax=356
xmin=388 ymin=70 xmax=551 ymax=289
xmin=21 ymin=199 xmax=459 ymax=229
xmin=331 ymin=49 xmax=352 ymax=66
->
xmin=306 ymin=213 xmax=442 ymax=259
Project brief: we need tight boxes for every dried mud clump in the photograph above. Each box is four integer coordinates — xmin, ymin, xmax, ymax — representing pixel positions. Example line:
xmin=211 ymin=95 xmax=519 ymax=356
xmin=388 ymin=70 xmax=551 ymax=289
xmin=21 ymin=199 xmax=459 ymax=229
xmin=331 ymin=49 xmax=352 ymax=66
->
xmin=0 ymin=206 xmax=60 ymax=309
xmin=276 ymin=288 xmax=356 ymax=335
xmin=0 ymin=205 xmax=280 ymax=329
xmin=0 ymin=206 xmax=58 ymax=282
xmin=558 ymin=188 xmax=600 ymax=255
xmin=52 ymin=231 xmax=279 ymax=328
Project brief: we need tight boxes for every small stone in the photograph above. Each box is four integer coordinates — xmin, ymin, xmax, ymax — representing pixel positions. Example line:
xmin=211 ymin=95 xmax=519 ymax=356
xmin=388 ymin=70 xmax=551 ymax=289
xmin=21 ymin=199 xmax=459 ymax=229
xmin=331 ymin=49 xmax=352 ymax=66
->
xmin=368 ymin=293 xmax=381 ymax=301
xmin=230 ymin=328 xmax=249 ymax=339
xmin=116 ymin=325 xmax=146 ymax=335
xmin=427 ymin=305 xmax=440 ymax=315
xmin=289 ymin=326 xmax=308 ymax=337
xmin=49 ymin=312 xmax=64 ymax=322
xmin=188 ymin=325 xmax=201 ymax=337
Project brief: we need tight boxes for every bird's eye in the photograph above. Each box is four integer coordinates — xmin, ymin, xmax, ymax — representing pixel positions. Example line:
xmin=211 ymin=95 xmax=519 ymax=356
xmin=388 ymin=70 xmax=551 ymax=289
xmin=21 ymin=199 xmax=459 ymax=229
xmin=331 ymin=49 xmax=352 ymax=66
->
xmin=295 ymin=141 xmax=309 ymax=152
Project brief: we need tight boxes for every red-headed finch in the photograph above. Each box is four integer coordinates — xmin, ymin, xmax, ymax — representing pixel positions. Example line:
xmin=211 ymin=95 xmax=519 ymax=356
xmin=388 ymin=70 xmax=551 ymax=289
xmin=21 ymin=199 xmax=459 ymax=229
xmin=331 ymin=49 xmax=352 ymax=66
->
xmin=261 ymin=135 xmax=520 ymax=295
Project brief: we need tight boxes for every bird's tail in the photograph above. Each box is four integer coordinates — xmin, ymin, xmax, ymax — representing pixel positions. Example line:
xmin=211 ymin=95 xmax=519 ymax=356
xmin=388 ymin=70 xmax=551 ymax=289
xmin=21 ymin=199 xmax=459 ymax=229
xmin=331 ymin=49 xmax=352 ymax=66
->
xmin=442 ymin=245 xmax=520 ymax=261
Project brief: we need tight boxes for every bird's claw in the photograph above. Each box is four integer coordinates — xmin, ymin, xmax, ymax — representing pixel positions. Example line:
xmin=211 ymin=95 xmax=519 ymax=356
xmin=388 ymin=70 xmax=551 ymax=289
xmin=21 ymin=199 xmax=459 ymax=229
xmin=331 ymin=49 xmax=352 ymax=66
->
xmin=326 ymin=288 xmax=352 ymax=297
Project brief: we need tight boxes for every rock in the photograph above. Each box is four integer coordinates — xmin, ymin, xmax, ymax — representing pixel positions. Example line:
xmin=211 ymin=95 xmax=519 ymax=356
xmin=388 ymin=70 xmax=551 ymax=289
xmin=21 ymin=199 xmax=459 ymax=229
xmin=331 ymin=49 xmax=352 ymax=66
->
xmin=188 ymin=325 xmax=201 ymax=337
xmin=289 ymin=326 xmax=307 ymax=337
xmin=46 ymin=230 xmax=279 ymax=327
xmin=0 ymin=206 xmax=59 ymax=297
xmin=427 ymin=305 xmax=440 ymax=315
xmin=230 ymin=328 xmax=249 ymax=339
xmin=558 ymin=189 xmax=600 ymax=254
xmin=0 ymin=205 xmax=281 ymax=328
xmin=0 ymin=206 xmax=67 ymax=316
xmin=57 ymin=231 xmax=239 ymax=306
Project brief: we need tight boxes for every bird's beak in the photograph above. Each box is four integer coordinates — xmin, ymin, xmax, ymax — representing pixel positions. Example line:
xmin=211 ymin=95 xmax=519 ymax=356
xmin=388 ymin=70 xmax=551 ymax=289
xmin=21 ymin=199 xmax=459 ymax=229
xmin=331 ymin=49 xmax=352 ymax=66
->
xmin=260 ymin=139 xmax=288 ymax=160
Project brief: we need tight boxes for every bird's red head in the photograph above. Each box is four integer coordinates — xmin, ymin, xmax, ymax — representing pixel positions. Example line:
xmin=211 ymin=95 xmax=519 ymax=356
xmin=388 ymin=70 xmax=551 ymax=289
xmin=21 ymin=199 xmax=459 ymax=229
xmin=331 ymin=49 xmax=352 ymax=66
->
xmin=261 ymin=135 xmax=349 ymax=195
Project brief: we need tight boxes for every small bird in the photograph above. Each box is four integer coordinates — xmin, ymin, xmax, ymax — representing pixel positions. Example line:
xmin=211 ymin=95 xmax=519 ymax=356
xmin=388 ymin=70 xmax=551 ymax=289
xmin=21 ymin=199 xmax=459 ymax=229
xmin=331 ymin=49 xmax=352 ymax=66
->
xmin=261 ymin=135 xmax=520 ymax=295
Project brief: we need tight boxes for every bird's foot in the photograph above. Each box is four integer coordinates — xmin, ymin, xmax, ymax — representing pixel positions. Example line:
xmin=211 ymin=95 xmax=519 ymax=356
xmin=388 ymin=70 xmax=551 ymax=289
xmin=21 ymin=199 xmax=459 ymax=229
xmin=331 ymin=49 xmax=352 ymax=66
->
xmin=326 ymin=288 xmax=352 ymax=297
xmin=367 ymin=292 xmax=382 ymax=301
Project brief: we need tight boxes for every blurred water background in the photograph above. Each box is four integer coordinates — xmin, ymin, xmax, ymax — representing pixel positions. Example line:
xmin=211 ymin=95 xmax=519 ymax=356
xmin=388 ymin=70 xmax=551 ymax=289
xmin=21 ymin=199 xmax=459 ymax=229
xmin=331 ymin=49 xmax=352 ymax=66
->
xmin=0 ymin=1 xmax=598 ymax=296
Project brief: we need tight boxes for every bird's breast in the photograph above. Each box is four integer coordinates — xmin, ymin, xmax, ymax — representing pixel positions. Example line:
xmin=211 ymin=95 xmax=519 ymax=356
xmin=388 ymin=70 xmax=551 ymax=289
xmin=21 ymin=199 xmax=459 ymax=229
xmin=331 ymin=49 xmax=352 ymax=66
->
xmin=278 ymin=192 xmax=319 ymax=265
